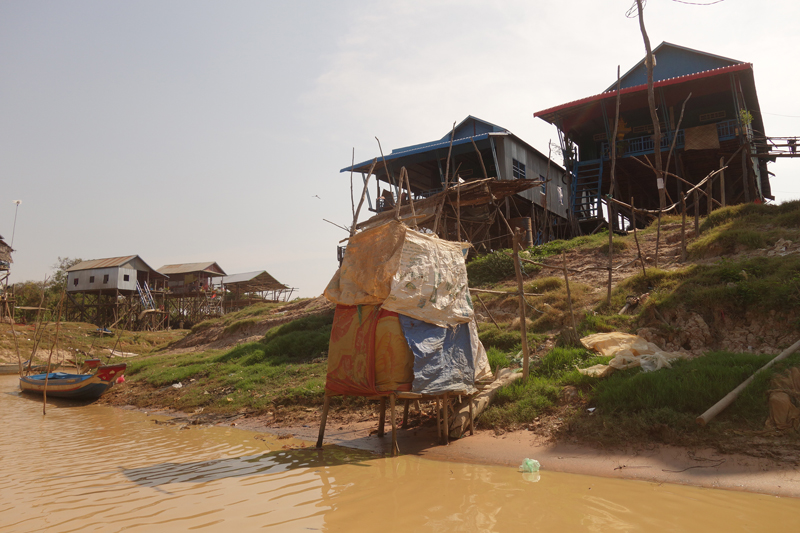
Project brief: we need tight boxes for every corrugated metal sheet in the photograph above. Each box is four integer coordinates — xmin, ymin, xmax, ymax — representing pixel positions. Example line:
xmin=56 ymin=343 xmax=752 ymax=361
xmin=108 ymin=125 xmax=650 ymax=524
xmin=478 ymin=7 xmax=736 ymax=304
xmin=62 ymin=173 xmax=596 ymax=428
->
xmin=66 ymin=256 xmax=138 ymax=272
xmin=534 ymin=63 xmax=752 ymax=124
xmin=158 ymin=262 xmax=226 ymax=276
xmin=216 ymin=270 xmax=289 ymax=291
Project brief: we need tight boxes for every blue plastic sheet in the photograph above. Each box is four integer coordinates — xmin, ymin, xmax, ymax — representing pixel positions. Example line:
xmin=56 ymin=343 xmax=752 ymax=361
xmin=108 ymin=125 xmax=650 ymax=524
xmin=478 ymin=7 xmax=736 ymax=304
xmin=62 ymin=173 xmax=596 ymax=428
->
xmin=398 ymin=315 xmax=476 ymax=395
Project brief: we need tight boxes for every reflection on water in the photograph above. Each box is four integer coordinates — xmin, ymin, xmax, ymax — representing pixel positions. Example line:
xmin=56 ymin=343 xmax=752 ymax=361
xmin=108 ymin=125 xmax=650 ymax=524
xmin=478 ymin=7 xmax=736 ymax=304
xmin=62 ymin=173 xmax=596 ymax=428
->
xmin=1 ymin=375 xmax=799 ymax=532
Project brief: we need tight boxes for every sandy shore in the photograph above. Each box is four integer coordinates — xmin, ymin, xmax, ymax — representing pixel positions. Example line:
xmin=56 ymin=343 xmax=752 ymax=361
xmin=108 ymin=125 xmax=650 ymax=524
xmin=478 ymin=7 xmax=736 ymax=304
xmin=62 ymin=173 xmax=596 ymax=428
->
xmin=235 ymin=415 xmax=800 ymax=499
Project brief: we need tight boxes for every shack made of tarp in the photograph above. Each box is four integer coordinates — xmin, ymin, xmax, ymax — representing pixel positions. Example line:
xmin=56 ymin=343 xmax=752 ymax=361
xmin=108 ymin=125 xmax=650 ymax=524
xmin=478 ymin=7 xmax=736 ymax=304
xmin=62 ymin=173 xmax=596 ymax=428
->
xmin=323 ymin=221 xmax=491 ymax=397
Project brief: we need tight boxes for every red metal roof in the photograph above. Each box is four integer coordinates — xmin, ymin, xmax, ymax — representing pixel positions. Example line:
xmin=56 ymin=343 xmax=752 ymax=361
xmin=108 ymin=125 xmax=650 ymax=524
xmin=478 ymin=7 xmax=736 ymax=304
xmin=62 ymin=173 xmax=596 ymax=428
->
xmin=534 ymin=63 xmax=753 ymax=123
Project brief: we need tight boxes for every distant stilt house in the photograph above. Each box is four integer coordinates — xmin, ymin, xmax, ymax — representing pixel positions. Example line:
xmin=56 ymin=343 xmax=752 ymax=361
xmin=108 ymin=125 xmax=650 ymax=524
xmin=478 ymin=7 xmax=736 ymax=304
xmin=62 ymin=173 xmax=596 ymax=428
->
xmin=534 ymin=42 xmax=777 ymax=232
xmin=64 ymin=255 xmax=168 ymax=329
xmin=213 ymin=270 xmax=295 ymax=312
xmin=156 ymin=262 xmax=226 ymax=327
xmin=342 ymin=116 xmax=570 ymax=250
xmin=0 ymin=235 xmax=13 ymax=320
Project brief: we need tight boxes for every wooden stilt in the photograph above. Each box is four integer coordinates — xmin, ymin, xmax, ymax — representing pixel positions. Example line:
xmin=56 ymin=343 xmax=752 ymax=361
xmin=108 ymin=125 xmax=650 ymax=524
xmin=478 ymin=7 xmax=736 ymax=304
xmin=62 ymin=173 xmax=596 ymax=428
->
xmin=377 ymin=396 xmax=386 ymax=437
xmin=402 ymin=399 xmax=410 ymax=429
xmin=390 ymin=394 xmax=399 ymax=456
xmin=316 ymin=395 xmax=331 ymax=448
xmin=443 ymin=393 xmax=450 ymax=445
xmin=468 ymin=395 xmax=474 ymax=436
xmin=436 ymin=396 xmax=442 ymax=443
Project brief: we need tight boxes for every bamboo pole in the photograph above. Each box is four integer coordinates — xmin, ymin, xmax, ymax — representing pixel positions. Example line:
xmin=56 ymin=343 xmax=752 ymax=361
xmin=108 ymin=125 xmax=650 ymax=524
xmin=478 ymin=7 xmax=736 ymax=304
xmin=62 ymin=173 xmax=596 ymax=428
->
xmin=512 ymin=229 xmax=531 ymax=379
xmin=43 ymin=292 xmax=66 ymax=415
xmin=471 ymin=138 xmax=488 ymax=179
xmin=697 ymin=339 xmax=800 ymax=426
xmin=607 ymin=65 xmax=621 ymax=308
xmin=378 ymin=396 xmax=386 ymax=437
xmin=351 ymin=158 xmax=377 ymax=236
xmin=681 ymin=196 xmax=687 ymax=262
xmin=349 ymin=148 xmax=355 ymax=219
xmin=631 ymin=197 xmax=647 ymax=278
xmin=5 ymin=300 xmax=23 ymax=377
xmin=390 ymin=393 xmax=398 ymax=456
xmin=719 ymin=156 xmax=726 ymax=207
xmin=655 ymin=211 xmax=662 ymax=269
xmin=443 ymin=392 xmax=449 ymax=445
xmin=316 ymin=395 xmax=330 ymax=448
xmin=694 ymin=190 xmax=700 ymax=236
xmin=475 ymin=294 xmax=501 ymax=331
xmin=562 ymin=252 xmax=577 ymax=333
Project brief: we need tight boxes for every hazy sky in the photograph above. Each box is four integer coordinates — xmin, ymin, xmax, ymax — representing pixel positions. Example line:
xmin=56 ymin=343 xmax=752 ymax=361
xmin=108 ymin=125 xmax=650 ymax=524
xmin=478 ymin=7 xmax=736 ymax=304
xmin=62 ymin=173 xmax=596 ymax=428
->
xmin=3 ymin=0 xmax=799 ymax=297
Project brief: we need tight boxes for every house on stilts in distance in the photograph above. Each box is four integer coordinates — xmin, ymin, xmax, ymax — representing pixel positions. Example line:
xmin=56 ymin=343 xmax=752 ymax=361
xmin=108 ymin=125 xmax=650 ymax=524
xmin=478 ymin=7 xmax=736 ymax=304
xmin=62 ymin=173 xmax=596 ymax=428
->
xmin=342 ymin=116 xmax=570 ymax=251
xmin=534 ymin=42 xmax=782 ymax=232
xmin=213 ymin=270 xmax=295 ymax=313
xmin=0 ymin=235 xmax=14 ymax=320
xmin=64 ymin=255 xmax=168 ymax=330
xmin=156 ymin=262 xmax=226 ymax=327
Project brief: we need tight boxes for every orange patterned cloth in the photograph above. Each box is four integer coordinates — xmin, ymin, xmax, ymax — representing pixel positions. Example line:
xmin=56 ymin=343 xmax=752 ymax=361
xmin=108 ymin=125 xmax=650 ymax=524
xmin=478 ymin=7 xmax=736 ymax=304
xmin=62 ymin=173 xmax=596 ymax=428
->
xmin=325 ymin=305 xmax=413 ymax=396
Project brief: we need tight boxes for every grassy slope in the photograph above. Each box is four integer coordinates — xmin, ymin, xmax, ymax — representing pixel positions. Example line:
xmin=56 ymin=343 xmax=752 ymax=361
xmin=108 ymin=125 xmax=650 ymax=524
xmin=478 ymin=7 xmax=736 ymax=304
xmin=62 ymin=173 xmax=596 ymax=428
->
xmin=93 ymin=201 xmax=800 ymax=453
xmin=475 ymin=201 xmax=800 ymax=446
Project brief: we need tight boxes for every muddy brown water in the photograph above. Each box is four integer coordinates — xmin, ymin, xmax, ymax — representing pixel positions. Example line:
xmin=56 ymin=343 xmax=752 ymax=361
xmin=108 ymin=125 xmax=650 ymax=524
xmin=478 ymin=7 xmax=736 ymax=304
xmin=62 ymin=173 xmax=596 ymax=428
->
xmin=1 ymin=375 xmax=799 ymax=532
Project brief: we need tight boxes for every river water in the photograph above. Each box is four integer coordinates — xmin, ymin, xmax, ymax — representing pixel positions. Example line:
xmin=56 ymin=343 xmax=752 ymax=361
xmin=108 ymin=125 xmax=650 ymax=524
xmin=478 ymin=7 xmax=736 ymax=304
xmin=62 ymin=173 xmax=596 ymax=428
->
xmin=1 ymin=375 xmax=798 ymax=532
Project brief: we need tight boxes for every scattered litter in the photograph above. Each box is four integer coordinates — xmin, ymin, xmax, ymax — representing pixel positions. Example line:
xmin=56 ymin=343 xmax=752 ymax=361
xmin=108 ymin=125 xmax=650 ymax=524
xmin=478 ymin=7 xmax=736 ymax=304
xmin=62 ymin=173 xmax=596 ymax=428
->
xmin=116 ymin=375 xmax=125 ymax=384
xmin=518 ymin=458 xmax=540 ymax=473
xmin=587 ymin=407 xmax=596 ymax=413
xmin=171 ymin=382 xmax=183 ymax=389
xmin=226 ymin=397 xmax=233 ymax=402
xmin=578 ymin=332 xmax=690 ymax=377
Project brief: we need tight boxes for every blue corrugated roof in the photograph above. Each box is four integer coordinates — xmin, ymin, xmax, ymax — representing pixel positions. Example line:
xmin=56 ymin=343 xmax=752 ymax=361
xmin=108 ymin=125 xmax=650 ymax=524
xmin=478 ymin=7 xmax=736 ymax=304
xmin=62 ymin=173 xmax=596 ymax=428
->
xmin=341 ymin=132 xmax=498 ymax=173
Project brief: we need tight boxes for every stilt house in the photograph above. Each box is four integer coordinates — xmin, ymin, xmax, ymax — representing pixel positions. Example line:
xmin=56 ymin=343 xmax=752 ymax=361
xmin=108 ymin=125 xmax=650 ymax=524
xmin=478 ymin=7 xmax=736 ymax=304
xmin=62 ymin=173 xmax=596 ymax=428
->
xmin=342 ymin=116 xmax=570 ymax=246
xmin=534 ymin=42 xmax=773 ymax=230
xmin=64 ymin=255 xmax=167 ymax=328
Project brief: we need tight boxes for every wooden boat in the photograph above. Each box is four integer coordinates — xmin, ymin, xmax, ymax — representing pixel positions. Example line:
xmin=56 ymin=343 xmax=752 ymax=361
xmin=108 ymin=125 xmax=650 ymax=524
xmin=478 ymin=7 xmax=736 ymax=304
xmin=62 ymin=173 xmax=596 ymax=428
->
xmin=0 ymin=362 xmax=60 ymax=375
xmin=19 ymin=364 xmax=126 ymax=401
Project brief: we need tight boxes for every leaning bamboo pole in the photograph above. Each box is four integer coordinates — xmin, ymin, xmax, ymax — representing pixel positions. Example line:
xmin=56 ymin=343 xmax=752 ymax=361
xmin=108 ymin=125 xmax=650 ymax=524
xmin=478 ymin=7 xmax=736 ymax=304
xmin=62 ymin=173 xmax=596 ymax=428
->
xmin=697 ymin=339 xmax=800 ymax=426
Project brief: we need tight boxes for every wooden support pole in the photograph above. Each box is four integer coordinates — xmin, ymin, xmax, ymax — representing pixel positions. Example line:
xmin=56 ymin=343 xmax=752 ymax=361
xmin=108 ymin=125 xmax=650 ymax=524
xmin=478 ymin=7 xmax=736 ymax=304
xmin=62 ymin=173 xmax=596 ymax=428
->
xmin=681 ymin=196 xmax=687 ymax=263
xmin=471 ymin=138 xmax=488 ymax=179
xmin=697 ymin=338 xmax=800 ymax=426
xmin=316 ymin=395 xmax=331 ymax=448
xmin=443 ymin=393 xmax=449 ymax=445
xmin=475 ymin=294 xmax=501 ymax=331
xmin=390 ymin=394 xmax=398 ymax=456
xmin=694 ymin=190 xmax=700 ymax=236
xmin=352 ymin=158 xmax=377 ymax=236
xmin=562 ymin=252 xmax=578 ymax=333
xmin=655 ymin=211 xmax=662 ymax=269
xmin=706 ymin=174 xmax=713 ymax=215
xmin=377 ymin=396 xmax=386 ymax=437
xmin=512 ymin=229 xmax=530 ymax=379
xmin=719 ymin=156 xmax=726 ymax=207
xmin=436 ymin=396 xmax=442 ymax=443
xmin=742 ymin=148 xmax=751 ymax=203
xmin=468 ymin=395 xmax=475 ymax=436
xmin=402 ymin=399 xmax=410 ymax=429
xmin=631 ymin=197 xmax=647 ymax=278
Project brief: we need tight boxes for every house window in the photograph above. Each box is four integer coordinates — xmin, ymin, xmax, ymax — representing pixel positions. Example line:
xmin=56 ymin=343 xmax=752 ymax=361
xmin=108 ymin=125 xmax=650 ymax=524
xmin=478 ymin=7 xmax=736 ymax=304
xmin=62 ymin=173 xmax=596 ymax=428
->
xmin=540 ymin=175 xmax=547 ymax=195
xmin=124 ymin=274 xmax=130 ymax=281
xmin=512 ymin=159 xmax=526 ymax=179
xmin=558 ymin=186 xmax=564 ymax=205
xmin=73 ymin=277 xmax=79 ymax=286
xmin=89 ymin=276 xmax=95 ymax=283
xmin=103 ymin=274 xmax=109 ymax=284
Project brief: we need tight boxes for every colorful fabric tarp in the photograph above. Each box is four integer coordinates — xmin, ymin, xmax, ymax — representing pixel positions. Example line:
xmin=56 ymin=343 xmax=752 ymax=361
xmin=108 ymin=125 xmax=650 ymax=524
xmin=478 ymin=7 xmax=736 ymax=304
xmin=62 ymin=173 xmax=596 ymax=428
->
xmin=398 ymin=315 xmax=477 ymax=395
xmin=325 ymin=305 xmax=413 ymax=396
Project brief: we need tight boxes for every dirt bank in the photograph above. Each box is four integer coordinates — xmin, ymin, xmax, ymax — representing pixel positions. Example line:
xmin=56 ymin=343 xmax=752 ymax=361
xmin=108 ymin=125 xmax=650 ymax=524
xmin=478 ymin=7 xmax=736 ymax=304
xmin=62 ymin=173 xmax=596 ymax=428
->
xmin=231 ymin=413 xmax=800 ymax=499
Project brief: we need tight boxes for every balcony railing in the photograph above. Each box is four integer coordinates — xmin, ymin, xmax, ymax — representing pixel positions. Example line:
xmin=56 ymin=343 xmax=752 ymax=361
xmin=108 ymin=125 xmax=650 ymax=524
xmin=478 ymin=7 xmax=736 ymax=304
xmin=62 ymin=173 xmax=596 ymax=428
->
xmin=601 ymin=119 xmax=739 ymax=160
